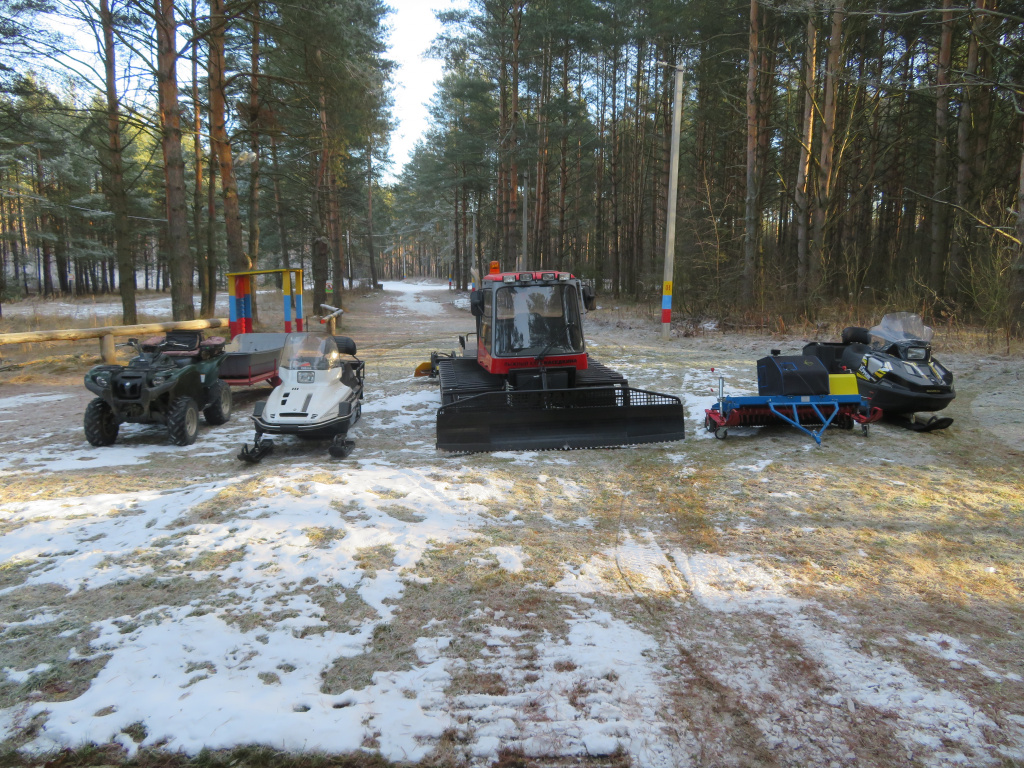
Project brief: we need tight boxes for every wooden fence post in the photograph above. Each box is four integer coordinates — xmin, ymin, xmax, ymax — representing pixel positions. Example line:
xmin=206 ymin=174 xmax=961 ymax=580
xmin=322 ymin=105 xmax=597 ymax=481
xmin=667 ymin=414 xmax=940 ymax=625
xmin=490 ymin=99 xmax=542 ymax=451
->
xmin=100 ymin=334 xmax=116 ymax=363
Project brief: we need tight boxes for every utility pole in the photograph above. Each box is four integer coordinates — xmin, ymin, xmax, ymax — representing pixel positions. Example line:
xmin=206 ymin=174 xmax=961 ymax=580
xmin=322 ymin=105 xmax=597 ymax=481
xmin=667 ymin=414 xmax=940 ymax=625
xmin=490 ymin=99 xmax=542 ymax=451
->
xmin=659 ymin=61 xmax=685 ymax=342
xmin=520 ymin=169 xmax=528 ymax=272
xmin=472 ymin=210 xmax=479 ymax=288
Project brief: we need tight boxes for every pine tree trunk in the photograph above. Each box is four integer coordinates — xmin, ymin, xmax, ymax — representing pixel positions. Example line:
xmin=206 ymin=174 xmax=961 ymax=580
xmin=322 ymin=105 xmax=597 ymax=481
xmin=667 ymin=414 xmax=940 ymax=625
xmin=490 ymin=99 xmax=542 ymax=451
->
xmin=610 ymin=43 xmax=620 ymax=298
xmin=190 ymin=0 xmax=210 ymax=318
xmin=366 ymin=148 xmax=378 ymax=288
xmin=1010 ymin=117 xmax=1024 ymax=336
xmin=948 ymin=0 xmax=982 ymax=302
xmin=247 ymin=3 xmax=262 ymax=271
xmin=810 ymin=0 xmax=844 ymax=302
xmin=329 ymin=171 xmax=343 ymax=304
xmin=34 ymin=150 xmax=53 ymax=297
xmin=742 ymin=0 xmax=760 ymax=304
xmin=206 ymin=144 xmax=218 ymax=311
xmin=928 ymin=0 xmax=954 ymax=296
xmin=54 ymin=212 xmax=69 ymax=293
xmin=557 ymin=48 xmax=569 ymax=269
xmin=795 ymin=15 xmax=816 ymax=304
xmin=209 ymin=0 xmax=247 ymax=274
xmin=17 ymin=185 xmax=30 ymax=295
xmin=271 ymin=136 xmax=291 ymax=272
xmin=507 ymin=0 xmax=523 ymax=267
xmin=461 ymin=181 xmax=470 ymax=288
xmin=453 ymin=186 xmax=461 ymax=288
xmin=154 ymin=0 xmax=194 ymax=320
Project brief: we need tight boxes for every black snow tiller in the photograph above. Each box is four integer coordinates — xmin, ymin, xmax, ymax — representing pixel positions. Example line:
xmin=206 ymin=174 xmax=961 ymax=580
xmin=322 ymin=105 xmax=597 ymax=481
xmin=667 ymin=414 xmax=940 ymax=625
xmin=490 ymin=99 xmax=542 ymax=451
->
xmin=416 ymin=264 xmax=686 ymax=452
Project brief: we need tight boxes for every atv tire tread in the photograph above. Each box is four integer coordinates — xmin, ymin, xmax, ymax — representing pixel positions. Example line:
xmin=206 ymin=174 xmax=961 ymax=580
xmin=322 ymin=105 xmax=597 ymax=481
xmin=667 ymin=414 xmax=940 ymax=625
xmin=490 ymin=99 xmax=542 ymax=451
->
xmin=204 ymin=380 xmax=232 ymax=425
xmin=84 ymin=398 xmax=119 ymax=446
xmin=168 ymin=397 xmax=200 ymax=446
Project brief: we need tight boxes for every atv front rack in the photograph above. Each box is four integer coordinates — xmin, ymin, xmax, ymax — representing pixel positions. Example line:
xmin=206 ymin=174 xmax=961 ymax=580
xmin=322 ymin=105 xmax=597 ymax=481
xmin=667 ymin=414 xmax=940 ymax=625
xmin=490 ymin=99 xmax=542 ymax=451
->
xmin=436 ymin=384 xmax=685 ymax=452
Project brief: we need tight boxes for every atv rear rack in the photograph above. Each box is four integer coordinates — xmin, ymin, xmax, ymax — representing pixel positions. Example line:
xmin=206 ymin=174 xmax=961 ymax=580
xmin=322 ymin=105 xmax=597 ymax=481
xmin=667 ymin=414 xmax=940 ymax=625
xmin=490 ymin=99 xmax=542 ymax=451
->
xmin=436 ymin=384 xmax=685 ymax=452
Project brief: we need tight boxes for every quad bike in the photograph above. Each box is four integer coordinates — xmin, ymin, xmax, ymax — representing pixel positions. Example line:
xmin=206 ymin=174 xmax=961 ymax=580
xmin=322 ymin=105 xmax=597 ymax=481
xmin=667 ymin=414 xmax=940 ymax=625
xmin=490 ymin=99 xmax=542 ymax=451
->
xmin=803 ymin=312 xmax=955 ymax=432
xmin=83 ymin=330 xmax=232 ymax=447
xmin=238 ymin=332 xmax=364 ymax=462
xmin=415 ymin=265 xmax=685 ymax=452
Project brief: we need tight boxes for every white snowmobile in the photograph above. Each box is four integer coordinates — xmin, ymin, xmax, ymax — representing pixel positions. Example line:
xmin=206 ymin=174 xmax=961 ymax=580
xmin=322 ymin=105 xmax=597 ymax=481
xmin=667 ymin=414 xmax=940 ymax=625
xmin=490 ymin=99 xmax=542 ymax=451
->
xmin=238 ymin=332 xmax=364 ymax=462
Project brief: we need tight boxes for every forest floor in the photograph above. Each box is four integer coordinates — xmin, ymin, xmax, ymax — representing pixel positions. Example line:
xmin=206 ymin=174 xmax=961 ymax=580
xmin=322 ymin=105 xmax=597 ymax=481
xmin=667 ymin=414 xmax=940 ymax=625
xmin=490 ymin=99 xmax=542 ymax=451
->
xmin=0 ymin=281 xmax=1023 ymax=768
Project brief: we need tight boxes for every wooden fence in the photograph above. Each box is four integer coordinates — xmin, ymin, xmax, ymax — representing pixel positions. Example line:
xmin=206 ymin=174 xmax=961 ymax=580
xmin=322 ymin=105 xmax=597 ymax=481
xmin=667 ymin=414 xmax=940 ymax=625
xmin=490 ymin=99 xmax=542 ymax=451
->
xmin=0 ymin=319 xmax=230 ymax=363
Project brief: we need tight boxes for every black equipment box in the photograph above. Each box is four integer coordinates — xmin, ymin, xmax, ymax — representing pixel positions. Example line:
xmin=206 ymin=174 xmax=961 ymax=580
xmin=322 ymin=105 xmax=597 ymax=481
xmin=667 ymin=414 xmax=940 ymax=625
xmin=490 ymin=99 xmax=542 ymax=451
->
xmin=756 ymin=355 xmax=830 ymax=396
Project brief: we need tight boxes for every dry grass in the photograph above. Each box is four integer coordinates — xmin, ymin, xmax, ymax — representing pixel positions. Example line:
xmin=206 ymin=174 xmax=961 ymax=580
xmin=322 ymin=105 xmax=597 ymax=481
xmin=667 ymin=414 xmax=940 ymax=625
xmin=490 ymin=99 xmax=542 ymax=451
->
xmin=0 ymin=743 xmax=430 ymax=768
xmin=170 ymin=477 xmax=266 ymax=528
xmin=304 ymin=526 xmax=347 ymax=547
xmin=189 ymin=547 xmax=247 ymax=571
xmin=378 ymin=505 xmax=424 ymax=523
xmin=352 ymin=544 xmax=397 ymax=574
xmin=722 ymin=461 xmax=1024 ymax=607
xmin=3 ymin=289 xmax=1024 ymax=766
xmin=0 ymin=472 xmax=183 ymax=506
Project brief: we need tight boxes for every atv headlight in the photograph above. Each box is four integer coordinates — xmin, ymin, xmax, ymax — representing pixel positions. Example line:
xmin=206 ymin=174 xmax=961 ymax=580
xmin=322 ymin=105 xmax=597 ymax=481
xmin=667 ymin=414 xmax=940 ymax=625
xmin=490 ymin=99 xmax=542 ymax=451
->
xmin=297 ymin=370 xmax=315 ymax=384
xmin=152 ymin=373 xmax=169 ymax=385
xmin=93 ymin=373 xmax=110 ymax=387
xmin=906 ymin=346 xmax=927 ymax=361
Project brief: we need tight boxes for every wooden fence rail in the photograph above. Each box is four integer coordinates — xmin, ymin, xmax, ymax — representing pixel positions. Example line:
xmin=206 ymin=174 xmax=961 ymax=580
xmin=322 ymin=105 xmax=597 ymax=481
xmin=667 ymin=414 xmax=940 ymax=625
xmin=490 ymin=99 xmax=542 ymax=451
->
xmin=0 ymin=319 xmax=230 ymax=363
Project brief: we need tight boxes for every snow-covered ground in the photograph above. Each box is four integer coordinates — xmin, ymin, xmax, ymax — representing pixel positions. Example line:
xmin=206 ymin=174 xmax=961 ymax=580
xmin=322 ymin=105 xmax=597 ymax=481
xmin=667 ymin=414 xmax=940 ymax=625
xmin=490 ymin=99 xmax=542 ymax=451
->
xmin=1 ymin=280 xmax=1022 ymax=767
xmin=1 ymin=294 xmax=229 ymax=321
xmin=379 ymin=279 xmax=456 ymax=318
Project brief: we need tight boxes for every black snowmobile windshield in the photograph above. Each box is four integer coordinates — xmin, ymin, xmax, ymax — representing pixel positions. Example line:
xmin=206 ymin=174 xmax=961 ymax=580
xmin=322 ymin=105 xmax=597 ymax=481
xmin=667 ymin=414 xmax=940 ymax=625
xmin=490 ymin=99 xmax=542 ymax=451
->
xmin=281 ymin=334 xmax=342 ymax=370
xmin=493 ymin=284 xmax=584 ymax=357
xmin=870 ymin=312 xmax=934 ymax=344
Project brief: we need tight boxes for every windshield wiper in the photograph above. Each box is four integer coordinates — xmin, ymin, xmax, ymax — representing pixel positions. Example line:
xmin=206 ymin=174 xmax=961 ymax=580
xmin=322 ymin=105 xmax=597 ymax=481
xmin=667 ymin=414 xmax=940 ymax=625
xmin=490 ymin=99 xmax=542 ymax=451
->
xmin=534 ymin=339 xmax=559 ymax=364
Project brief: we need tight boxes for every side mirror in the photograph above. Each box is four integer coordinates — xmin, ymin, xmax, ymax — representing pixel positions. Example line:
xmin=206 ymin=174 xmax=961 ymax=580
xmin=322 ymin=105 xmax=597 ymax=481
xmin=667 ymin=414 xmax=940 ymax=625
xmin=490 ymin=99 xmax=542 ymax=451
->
xmin=581 ymin=284 xmax=597 ymax=311
xmin=469 ymin=290 xmax=484 ymax=317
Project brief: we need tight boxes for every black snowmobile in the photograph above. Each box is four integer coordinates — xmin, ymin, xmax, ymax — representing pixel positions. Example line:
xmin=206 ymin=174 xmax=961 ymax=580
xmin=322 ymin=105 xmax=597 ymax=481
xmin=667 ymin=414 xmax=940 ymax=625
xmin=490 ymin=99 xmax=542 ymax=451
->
xmin=803 ymin=312 xmax=955 ymax=432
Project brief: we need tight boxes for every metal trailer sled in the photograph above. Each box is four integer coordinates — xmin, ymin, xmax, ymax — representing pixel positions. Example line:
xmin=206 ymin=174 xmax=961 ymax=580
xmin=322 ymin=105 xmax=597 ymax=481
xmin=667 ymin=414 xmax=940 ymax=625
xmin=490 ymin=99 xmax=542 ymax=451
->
xmin=703 ymin=371 xmax=881 ymax=445
xmin=418 ymin=264 xmax=685 ymax=452
xmin=219 ymin=332 xmax=288 ymax=387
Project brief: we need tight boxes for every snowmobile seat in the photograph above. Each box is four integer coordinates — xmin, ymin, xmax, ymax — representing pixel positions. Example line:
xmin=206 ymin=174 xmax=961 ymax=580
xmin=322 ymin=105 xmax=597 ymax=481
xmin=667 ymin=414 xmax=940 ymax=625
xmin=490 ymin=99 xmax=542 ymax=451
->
xmin=842 ymin=326 xmax=871 ymax=344
xmin=333 ymin=336 xmax=357 ymax=356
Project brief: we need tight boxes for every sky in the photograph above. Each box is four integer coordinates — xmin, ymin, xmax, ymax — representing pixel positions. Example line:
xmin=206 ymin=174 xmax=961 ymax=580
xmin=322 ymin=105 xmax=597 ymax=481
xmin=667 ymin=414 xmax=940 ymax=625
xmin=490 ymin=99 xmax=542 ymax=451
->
xmin=384 ymin=0 xmax=462 ymax=182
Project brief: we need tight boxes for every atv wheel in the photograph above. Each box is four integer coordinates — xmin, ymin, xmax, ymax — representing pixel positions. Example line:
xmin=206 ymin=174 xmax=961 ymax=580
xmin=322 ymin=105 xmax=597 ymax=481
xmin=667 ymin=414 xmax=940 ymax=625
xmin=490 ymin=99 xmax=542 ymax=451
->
xmin=168 ymin=397 xmax=200 ymax=446
xmin=84 ymin=398 xmax=119 ymax=446
xmin=204 ymin=380 xmax=232 ymax=425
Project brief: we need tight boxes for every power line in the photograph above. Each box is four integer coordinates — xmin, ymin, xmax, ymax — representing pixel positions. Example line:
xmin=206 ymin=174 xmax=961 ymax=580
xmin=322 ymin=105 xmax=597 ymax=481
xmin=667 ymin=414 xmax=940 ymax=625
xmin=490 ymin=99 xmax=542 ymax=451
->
xmin=0 ymin=188 xmax=168 ymax=223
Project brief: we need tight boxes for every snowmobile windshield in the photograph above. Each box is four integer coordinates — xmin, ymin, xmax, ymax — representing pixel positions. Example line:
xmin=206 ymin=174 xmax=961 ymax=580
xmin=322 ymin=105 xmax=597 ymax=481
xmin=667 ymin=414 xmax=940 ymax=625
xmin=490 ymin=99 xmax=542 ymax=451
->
xmin=870 ymin=313 xmax=933 ymax=344
xmin=493 ymin=284 xmax=584 ymax=357
xmin=281 ymin=334 xmax=342 ymax=370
